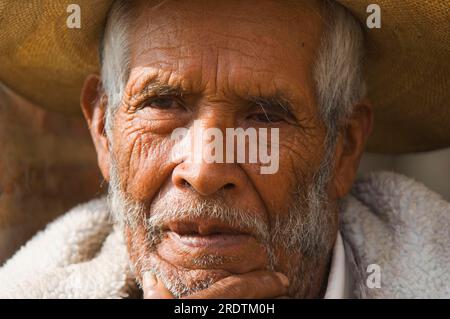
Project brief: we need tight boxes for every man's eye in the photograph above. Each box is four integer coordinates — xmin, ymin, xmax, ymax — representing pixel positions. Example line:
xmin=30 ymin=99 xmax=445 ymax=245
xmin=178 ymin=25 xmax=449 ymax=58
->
xmin=141 ymin=97 xmax=181 ymax=110
xmin=248 ymin=113 xmax=284 ymax=123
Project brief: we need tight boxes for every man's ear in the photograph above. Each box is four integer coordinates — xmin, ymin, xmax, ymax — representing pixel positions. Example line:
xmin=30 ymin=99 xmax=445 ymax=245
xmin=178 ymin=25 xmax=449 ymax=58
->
xmin=331 ymin=99 xmax=373 ymax=199
xmin=81 ymin=74 xmax=111 ymax=182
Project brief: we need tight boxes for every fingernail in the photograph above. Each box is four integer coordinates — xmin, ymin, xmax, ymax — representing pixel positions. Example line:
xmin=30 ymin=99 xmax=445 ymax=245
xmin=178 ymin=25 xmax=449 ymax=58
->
xmin=143 ymin=271 xmax=157 ymax=288
xmin=276 ymin=272 xmax=290 ymax=287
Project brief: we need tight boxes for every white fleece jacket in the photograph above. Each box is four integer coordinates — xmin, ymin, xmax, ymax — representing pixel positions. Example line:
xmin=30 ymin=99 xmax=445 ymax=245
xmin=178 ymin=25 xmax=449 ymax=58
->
xmin=0 ymin=171 xmax=448 ymax=298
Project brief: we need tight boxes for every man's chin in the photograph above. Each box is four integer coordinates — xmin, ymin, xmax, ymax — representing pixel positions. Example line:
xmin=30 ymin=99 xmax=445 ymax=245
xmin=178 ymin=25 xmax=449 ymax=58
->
xmin=143 ymin=233 xmax=270 ymax=297
xmin=148 ymin=252 xmax=232 ymax=296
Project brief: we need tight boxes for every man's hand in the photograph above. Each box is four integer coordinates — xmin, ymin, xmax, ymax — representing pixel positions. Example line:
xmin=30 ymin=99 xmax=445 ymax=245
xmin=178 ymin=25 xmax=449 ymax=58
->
xmin=143 ymin=271 xmax=289 ymax=299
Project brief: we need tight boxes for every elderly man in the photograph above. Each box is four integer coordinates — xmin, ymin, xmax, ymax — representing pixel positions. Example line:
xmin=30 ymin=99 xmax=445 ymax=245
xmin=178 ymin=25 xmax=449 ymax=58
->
xmin=0 ymin=0 xmax=448 ymax=299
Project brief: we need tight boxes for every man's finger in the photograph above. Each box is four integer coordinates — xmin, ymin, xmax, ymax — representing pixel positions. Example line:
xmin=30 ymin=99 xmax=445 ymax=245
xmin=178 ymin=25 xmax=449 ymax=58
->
xmin=142 ymin=271 xmax=174 ymax=299
xmin=184 ymin=271 xmax=289 ymax=299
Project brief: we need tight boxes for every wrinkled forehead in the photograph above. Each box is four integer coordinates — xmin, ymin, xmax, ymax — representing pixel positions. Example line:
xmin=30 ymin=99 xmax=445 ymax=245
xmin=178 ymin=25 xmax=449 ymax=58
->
xmin=126 ymin=0 xmax=326 ymax=88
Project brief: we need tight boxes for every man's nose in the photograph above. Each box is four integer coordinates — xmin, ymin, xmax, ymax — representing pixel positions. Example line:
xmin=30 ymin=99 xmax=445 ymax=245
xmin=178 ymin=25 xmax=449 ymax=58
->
xmin=172 ymin=161 xmax=245 ymax=196
xmin=171 ymin=116 xmax=247 ymax=196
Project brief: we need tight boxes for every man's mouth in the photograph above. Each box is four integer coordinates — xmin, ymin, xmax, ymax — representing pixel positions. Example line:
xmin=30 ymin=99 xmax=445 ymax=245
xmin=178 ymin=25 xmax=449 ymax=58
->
xmin=152 ymin=218 xmax=268 ymax=273
xmin=167 ymin=231 xmax=252 ymax=248
xmin=163 ymin=219 xmax=253 ymax=249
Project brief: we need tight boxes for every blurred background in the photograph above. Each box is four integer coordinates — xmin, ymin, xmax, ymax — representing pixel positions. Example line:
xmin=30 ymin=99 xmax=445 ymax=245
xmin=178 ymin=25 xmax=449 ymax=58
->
xmin=0 ymin=83 xmax=103 ymax=264
xmin=0 ymin=82 xmax=449 ymax=265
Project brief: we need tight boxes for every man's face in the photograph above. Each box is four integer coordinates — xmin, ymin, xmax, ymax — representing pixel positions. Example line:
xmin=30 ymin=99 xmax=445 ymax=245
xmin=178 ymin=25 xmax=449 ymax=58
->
xmin=95 ymin=0 xmax=344 ymax=298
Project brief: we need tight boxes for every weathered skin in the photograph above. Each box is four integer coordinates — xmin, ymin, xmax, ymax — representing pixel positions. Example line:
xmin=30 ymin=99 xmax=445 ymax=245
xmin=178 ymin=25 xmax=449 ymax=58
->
xmin=81 ymin=0 xmax=372 ymax=298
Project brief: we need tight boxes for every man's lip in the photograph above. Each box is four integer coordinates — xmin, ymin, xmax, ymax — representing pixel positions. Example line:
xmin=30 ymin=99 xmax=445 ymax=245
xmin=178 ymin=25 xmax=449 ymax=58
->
xmin=161 ymin=219 xmax=259 ymax=250
xmin=167 ymin=231 xmax=252 ymax=248
xmin=156 ymin=219 xmax=268 ymax=272
xmin=164 ymin=219 xmax=252 ymax=237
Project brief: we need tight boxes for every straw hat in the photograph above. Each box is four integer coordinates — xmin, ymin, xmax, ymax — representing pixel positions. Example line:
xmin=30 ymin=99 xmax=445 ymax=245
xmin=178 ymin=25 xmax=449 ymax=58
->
xmin=0 ymin=0 xmax=449 ymax=153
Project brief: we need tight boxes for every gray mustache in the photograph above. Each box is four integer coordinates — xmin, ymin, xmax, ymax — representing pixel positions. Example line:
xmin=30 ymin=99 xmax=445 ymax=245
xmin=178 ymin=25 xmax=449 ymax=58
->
xmin=146 ymin=198 xmax=270 ymax=243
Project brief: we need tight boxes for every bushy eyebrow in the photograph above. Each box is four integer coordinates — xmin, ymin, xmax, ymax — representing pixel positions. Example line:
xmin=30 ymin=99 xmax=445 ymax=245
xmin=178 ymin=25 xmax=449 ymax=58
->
xmin=131 ymin=80 xmax=186 ymax=101
xmin=247 ymin=93 xmax=309 ymax=128
xmin=247 ymin=94 xmax=296 ymax=116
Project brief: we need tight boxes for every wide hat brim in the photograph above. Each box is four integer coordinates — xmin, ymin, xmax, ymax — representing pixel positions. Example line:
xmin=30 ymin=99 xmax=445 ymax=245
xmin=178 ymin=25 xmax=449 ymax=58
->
xmin=0 ymin=0 xmax=449 ymax=153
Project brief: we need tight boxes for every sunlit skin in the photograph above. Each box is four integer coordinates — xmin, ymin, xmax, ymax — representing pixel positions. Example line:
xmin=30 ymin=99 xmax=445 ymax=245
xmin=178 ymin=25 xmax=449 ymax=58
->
xmin=81 ymin=0 xmax=372 ymax=298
